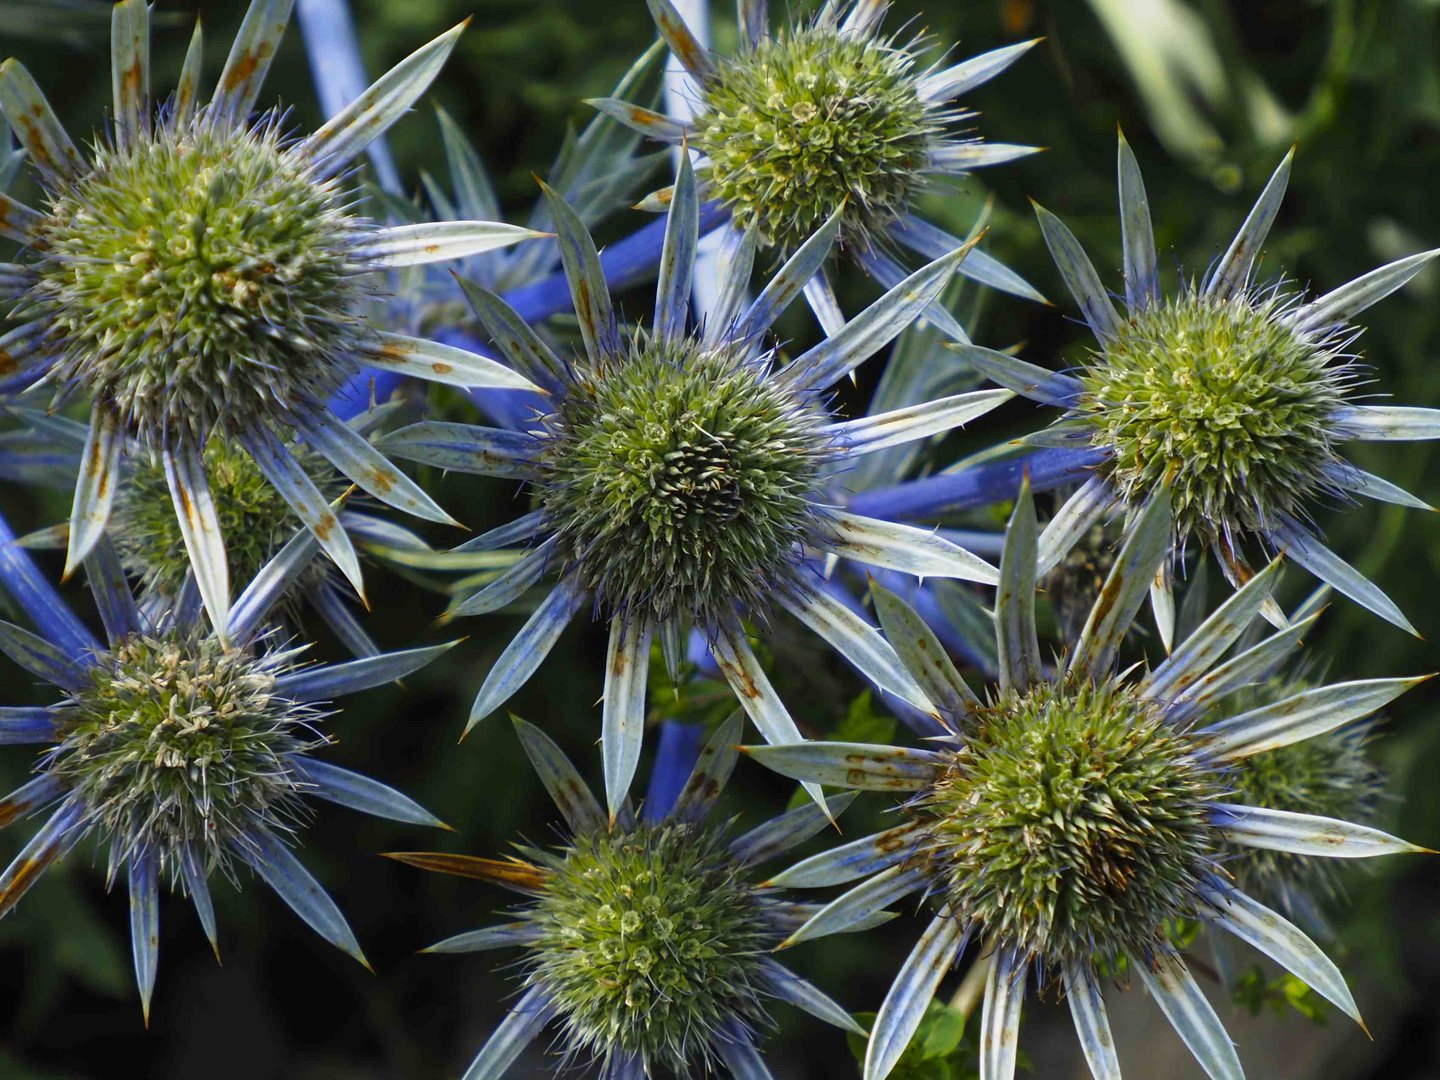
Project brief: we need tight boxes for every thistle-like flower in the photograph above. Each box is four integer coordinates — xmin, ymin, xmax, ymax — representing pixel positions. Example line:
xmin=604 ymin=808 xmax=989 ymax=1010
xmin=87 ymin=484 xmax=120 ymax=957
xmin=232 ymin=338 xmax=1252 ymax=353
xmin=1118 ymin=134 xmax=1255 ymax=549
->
xmin=958 ymin=131 xmax=1440 ymax=638
xmin=387 ymin=713 xmax=868 ymax=1078
xmin=0 ymin=0 xmax=547 ymax=636
xmin=746 ymin=480 xmax=1430 ymax=1080
xmin=595 ymin=0 xmax=1043 ymax=330
xmin=379 ymin=153 xmax=1012 ymax=816
xmin=0 ymin=528 xmax=454 ymax=1021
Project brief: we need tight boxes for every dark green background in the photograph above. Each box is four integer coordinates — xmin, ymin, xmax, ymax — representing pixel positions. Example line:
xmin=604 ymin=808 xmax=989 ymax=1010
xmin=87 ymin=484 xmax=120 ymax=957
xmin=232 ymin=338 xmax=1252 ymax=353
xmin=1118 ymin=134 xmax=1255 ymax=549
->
xmin=2 ymin=1 xmax=1439 ymax=1076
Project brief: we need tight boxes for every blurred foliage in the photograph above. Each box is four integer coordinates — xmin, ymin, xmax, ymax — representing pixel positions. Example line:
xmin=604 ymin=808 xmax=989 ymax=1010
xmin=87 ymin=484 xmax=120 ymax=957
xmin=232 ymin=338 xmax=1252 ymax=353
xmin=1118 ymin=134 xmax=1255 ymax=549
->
xmin=2 ymin=1 xmax=1440 ymax=1078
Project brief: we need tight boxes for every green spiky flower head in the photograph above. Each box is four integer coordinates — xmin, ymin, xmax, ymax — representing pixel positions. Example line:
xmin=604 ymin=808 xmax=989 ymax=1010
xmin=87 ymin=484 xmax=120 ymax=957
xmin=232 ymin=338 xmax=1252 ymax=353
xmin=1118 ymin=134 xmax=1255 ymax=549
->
xmin=47 ymin=631 xmax=316 ymax=877
xmin=1079 ymin=291 xmax=1351 ymax=545
xmin=25 ymin=112 xmax=367 ymax=447
xmin=920 ymin=676 xmax=1224 ymax=966
xmin=693 ymin=19 xmax=938 ymax=252
xmin=538 ymin=334 xmax=830 ymax=625
xmin=528 ymin=821 xmax=769 ymax=1073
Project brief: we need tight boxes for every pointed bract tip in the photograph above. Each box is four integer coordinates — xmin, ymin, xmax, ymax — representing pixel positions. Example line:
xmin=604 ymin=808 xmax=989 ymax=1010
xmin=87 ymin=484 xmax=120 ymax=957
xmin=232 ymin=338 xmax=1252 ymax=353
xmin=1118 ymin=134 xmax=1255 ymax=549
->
xmin=357 ymin=953 xmax=375 ymax=975
xmin=773 ymin=936 xmax=797 ymax=952
xmin=436 ymin=820 xmax=458 ymax=833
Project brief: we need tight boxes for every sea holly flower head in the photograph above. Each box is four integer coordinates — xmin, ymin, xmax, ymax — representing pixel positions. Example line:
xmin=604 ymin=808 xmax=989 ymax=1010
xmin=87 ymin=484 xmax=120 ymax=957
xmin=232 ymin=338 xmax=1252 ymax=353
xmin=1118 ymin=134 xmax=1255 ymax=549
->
xmin=388 ymin=714 xmax=867 ymax=1078
xmin=595 ymin=0 xmax=1045 ymax=329
xmin=0 ymin=533 xmax=454 ymax=1021
xmin=958 ymin=131 xmax=1440 ymax=638
xmin=0 ymin=0 xmax=547 ymax=637
xmin=537 ymin=330 xmax=831 ymax=625
xmin=379 ymin=151 xmax=1013 ymax=817
xmin=746 ymin=479 xmax=1430 ymax=1080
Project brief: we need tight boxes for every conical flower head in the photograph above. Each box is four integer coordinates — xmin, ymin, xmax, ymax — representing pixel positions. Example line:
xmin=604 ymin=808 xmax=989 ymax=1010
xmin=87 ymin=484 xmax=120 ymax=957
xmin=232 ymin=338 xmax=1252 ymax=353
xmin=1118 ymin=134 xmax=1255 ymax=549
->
xmin=48 ymin=629 xmax=317 ymax=879
xmin=0 ymin=0 xmax=543 ymax=637
xmin=592 ymin=0 xmax=1044 ymax=325
xmin=746 ymin=480 xmax=1431 ymax=1080
xmin=1079 ymin=289 xmax=1354 ymax=545
xmin=0 ymin=536 xmax=454 ymax=1019
xmin=27 ymin=111 xmax=363 ymax=444
xmin=920 ymin=675 xmax=1223 ymax=968
xmin=389 ymin=715 xmax=866 ymax=1077
xmin=958 ymin=131 xmax=1440 ymax=636
xmin=537 ymin=331 xmax=830 ymax=625
xmin=693 ymin=14 xmax=938 ymax=253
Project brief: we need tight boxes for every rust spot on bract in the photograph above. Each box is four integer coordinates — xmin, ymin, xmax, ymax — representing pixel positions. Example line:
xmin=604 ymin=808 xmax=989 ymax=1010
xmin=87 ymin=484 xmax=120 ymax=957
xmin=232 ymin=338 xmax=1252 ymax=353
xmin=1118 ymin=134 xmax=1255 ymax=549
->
xmin=0 ymin=348 xmax=14 ymax=375
xmin=610 ymin=647 xmax=628 ymax=677
xmin=122 ymin=59 xmax=143 ymax=101
xmin=378 ymin=340 xmax=413 ymax=361
xmin=0 ymin=793 xmax=34 ymax=829
xmin=845 ymin=769 xmax=919 ymax=789
xmin=683 ymin=773 xmax=721 ymax=801
xmin=0 ymin=844 xmax=64 ymax=915
xmin=313 ymin=513 xmax=336 ymax=542
xmin=174 ymin=479 xmax=196 ymax=519
xmin=222 ymin=53 xmax=260 ymax=94
xmin=716 ymin=658 xmax=759 ymax=699
xmin=876 ymin=822 xmax=922 ymax=852
xmin=1087 ymin=569 xmax=1123 ymax=629
xmin=430 ymin=362 xmax=453 ymax=375
xmin=367 ymin=467 xmax=394 ymax=494
xmin=20 ymin=119 xmax=53 ymax=169
xmin=424 ymin=243 xmax=441 ymax=255
xmin=87 ymin=437 xmax=111 ymax=497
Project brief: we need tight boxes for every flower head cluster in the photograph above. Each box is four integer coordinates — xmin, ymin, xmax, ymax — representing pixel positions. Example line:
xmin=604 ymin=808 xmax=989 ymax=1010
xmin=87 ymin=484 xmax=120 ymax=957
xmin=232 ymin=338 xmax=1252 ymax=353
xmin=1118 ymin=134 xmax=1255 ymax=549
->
xmin=389 ymin=714 xmax=864 ymax=1077
xmin=959 ymin=132 xmax=1440 ymax=636
xmin=0 ymin=0 xmax=542 ymax=636
xmin=380 ymin=154 xmax=1009 ymax=815
xmin=0 ymin=537 xmax=451 ymax=1020
xmin=593 ymin=0 xmax=1044 ymax=325
xmin=748 ymin=481 xmax=1428 ymax=1080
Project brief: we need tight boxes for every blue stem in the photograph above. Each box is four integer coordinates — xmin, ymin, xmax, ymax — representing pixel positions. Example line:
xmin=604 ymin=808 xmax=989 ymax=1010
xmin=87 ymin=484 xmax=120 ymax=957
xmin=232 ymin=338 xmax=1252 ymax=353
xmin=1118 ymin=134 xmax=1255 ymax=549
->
xmin=643 ymin=719 xmax=706 ymax=821
xmin=845 ymin=448 xmax=1105 ymax=521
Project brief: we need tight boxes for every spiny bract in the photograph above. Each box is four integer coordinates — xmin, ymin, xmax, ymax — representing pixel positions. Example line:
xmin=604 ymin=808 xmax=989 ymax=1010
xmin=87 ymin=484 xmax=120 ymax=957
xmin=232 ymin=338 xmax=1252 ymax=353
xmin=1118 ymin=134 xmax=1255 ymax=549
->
xmin=1217 ymin=674 xmax=1385 ymax=912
